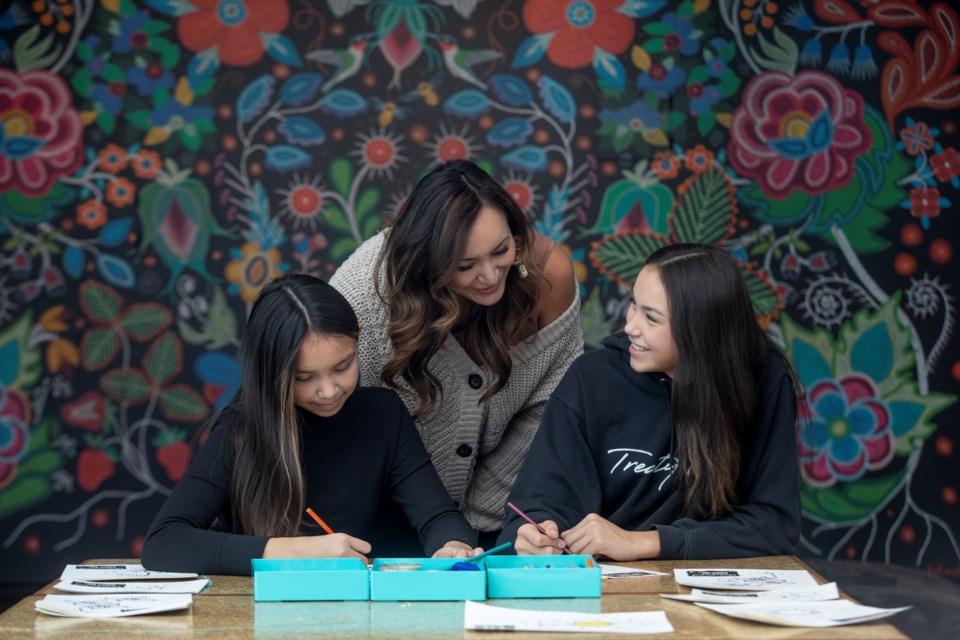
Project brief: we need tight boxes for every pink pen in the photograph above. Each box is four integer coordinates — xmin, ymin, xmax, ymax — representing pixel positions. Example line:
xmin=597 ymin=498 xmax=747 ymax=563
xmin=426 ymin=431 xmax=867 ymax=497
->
xmin=506 ymin=501 xmax=573 ymax=554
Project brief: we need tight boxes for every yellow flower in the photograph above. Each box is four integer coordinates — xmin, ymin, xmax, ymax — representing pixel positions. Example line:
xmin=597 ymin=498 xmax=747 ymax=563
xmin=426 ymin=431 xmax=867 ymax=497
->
xmin=46 ymin=338 xmax=80 ymax=373
xmin=39 ymin=305 xmax=69 ymax=332
xmin=225 ymin=242 xmax=282 ymax=302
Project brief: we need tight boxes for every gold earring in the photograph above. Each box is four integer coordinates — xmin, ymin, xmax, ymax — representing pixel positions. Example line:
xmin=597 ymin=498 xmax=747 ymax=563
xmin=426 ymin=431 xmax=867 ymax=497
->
xmin=514 ymin=239 xmax=528 ymax=278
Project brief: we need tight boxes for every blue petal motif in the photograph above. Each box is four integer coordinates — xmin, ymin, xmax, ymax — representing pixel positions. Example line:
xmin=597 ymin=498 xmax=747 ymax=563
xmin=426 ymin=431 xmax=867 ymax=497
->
xmin=501 ymin=145 xmax=548 ymax=172
xmin=511 ymin=33 xmax=552 ymax=68
xmin=537 ymin=76 xmax=575 ymax=123
xmin=487 ymin=117 xmax=533 ymax=148
xmin=278 ymin=116 xmax=326 ymax=146
xmin=98 ymin=217 xmax=134 ymax=247
xmin=767 ymin=137 xmax=813 ymax=160
xmin=279 ymin=73 xmax=325 ymax=106
xmin=145 ymin=0 xmax=197 ymax=17
xmin=888 ymin=400 xmax=924 ymax=437
xmin=194 ymin=351 xmax=241 ymax=411
xmin=829 ymin=436 xmax=862 ymax=466
xmin=592 ymin=47 xmax=625 ymax=91
xmin=807 ymin=109 xmax=834 ymax=153
xmin=264 ymin=145 xmax=312 ymax=173
xmin=850 ymin=324 xmax=893 ymax=381
xmin=237 ymin=75 xmax=275 ymax=123
xmin=489 ymin=75 xmax=533 ymax=107
xmin=96 ymin=254 xmax=136 ymax=288
xmin=0 ymin=341 xmax=19 ymax=387
xmin=443 ymin=90 xmax=491 ymax=118
xmin=63 ymin=245 xmax=85 ymax=279
xmin=321 ymin=89 xmax=368 ymax=118
xmin=187 ymin=47 xmax=219 ymax=88
xmin=1 ymin=136 xmax=44 ymax=160
xmin=261 ymin=33 xmax=303 ymax=67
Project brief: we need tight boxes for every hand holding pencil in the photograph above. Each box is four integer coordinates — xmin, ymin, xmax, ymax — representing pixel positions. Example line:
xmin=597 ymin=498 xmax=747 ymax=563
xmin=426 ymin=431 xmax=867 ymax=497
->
xmin=507 ymin=502 xmax=573 ymax=555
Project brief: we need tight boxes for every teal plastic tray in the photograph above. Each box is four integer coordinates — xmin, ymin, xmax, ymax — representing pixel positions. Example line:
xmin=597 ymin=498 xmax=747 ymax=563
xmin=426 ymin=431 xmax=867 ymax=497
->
xmin=370 ymin=557 xmax=486 ymax=601
xmin=252 ymin=558 xmax=370 ymax=601
xmin=485 ymin=555 xmax=601 ymax=598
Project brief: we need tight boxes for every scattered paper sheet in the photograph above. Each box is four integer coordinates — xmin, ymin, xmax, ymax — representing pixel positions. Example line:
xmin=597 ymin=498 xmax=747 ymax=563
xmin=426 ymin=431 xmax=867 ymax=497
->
xmin=696 ymin=599 xmax=911 ymax=627
xmin=661 ymin=582 xmax=839 ymax=603
xmin=674 ymin=568 xmax=818 ymax=591
xmin=463 ymin=600 xmax=674 ymax=634
xmin=60 ymin=564 xmax=198 ymax=582
xmin=54 ymin=578 xmax=210 ymax=594
xmin=35 ymin=593 xmax=193 ymax=618
xmin=601 ymin=564 xmax=668 ymax=579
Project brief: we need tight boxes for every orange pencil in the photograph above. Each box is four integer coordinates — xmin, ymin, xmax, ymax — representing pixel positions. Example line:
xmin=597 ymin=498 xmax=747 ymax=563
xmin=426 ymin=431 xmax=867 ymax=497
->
xmin=305 ymin=508 xmax=335 ymax=535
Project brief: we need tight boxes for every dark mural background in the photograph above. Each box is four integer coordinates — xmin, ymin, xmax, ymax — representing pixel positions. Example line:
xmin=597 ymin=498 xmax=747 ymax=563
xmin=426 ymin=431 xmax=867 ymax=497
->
xmin=0 ymin=0 xmax=958 ymax=600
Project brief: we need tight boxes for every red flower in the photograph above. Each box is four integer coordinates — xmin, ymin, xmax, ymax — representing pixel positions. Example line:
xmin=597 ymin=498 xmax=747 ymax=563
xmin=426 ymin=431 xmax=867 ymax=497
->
xmin=909 ymin=187 xmax=941 ymax=220
xmin=930 ymin=148 xmax=960 ymax=182
xmin=899 ymin=121 xmax=935 ymax=156
xmin=98 ymin=144 xmax=128 ymax=173
xmin=106 ymin=177 xmax=136 ymax=208
xmin=523 ymin=0 xmax=635 ymax=69
xmin=130 ymin=149 xmax=161 ymax=179
xmin=176 ymin=0 xmax=290 ymax=67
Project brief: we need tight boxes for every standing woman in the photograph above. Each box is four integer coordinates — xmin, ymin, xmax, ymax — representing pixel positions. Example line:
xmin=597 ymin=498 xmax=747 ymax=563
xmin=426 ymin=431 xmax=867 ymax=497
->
xmin=330 ymin=160 xmax=582 ymax=546
xmin=500 ymin=243 xmax=803 ymax=559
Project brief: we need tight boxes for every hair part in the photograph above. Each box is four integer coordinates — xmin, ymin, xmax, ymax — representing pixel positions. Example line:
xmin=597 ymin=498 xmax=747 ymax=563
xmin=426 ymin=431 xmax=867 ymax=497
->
xmin=376 ymin=160 xmax=542 ymax=418
xmin=223 ymin=273 xmax=359 ymax=536
xmin=645 ymin=243 xmax=794 ymax=520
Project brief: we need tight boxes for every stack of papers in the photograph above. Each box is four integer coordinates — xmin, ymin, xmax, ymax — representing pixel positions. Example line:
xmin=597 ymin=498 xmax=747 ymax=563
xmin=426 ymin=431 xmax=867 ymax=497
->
xmin=464 ymin=601 xmax=675 ymax=634
xmin=664 ymin=568 xmax=909 ymax=627
xmin=35 ymin=564 xmax=208 ymax=618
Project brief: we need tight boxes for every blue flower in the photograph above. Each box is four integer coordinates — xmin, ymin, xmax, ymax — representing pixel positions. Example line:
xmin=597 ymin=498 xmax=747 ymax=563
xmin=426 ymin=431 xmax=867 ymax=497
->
xmin=636 ymin=65 xmax=687 ymax=98
xmin=150 ymin=100 xmax=215 ymax=129
xmin=129 ymin=64 xmax=175 ymax=97
xmin=91 ymin=83 xmax=124 ymax=114
xmin=825 ymin=42 xmax=851 ymax=75
xmin=690 ymin=84 xmax=722 ymax=116
xmin=800 ymin=39 xmax=823 ymax=67
xmin=599 ymin=99 xmax=662 ymax=131
xmin=851 ymin=44 xmax=878 ymax=81
xmin=112 ymin=10 xmax=151 ymax=55
xmin=662 ymin=12 xmax=701 ymax=56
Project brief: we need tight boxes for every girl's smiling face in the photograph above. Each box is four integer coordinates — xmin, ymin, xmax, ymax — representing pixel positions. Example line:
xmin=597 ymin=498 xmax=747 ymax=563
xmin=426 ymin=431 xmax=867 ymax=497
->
xmin=448 ymin=205 xmax=517 ymax=307
xmin=624 ymin=265 xmax=679 ymax=378
xmin=292 ymin=333 xmax=359 ymax=418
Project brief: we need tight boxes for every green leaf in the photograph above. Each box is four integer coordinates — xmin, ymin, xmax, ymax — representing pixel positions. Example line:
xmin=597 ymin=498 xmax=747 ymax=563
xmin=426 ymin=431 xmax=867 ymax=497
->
xmin=121 ymin=303 xmax=173 ymax=342
xmin=356 ymin=187 xmax=380 ymax=223
xmin=140 ymin=20 xmax=171 ymax=35
xmin=124 ymin=109 xmax=153 ymax=129
xmin=0 ymin=477 xmax=52 ymax=519
xmin=102 ymin=63 xmax=126 ymax=83
xmin=80 ymin=281 xmax=121 ymax=322
xmin=590 ymin=232 xmax=668 ymax=287
xmin=671 ymin=167 xmax=735 ymax=245
xmin=204 ymin=287 xmax=239 ymax=349
xmin=176 ymin=318 xmax=213 ymax=347
xmin=644 ymin=38 xmax=665 ymax=55
xmin=144 ymin=332 xmax=181 ymax=386
xmin=331 ymin=237 xmax=359 ymax=261
xmin=612 ymin=129 xmax=635 ymax=154
xmin=101 ymin=369 xmax=152 ymax=404
xmin=323 ymin=204 xmax=353 ymax=234
xmin=329 ymin=157 xmax=354 ymax=197
xmin=838 ymin=295 xmax=913 ymax=391
xmin=158 ymin=385 xmax=208 ymax=422
xmin=82 ymin=328 xmax=120 ymax=371
xmin=362 ymin=214 xmax=381 ymax=239
xmin=16 ymin=450 xmax=64 ymax=476
xmin=97 ymin=110 xmax=117 ymax=135
xmin=687 ymin=66 xmax=709 ymax=85
xmin=742 ymin=268 xmax=782 ymax=321
xmin=13 ymin=25 xmax=61 ymax=72
xmin=580 ymin=286 xmax=619 ymax=350
xmin=71 ymin=69 xmax=93 ymax=97
xmin=801 ymin=471 xmax=905 ymax=524
xmin=154 ymin=38 xmax=181 ymax=69
xmin=696 ymin=111 xmax=717 ymax=136
xmin=717 ymin=68 xmax=741 ymax=98
xmin=28 ymin=418 xmax=58 ymax=451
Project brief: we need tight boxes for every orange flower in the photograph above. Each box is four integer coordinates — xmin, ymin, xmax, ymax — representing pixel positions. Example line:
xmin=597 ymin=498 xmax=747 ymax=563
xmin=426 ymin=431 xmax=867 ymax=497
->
xmin=106 ymin=177 xmax=137 ymax=207
xmin=39 ymin=305 xmax=70 ymax=332
xmin=76 ymin=199 xmax=107 ymax=230
xmin=130 ymin=149 xmax=161 ymax=179
xmin=46 ymin=338 xmax=80 ymax=373
xmin=684 ymin=144 xmax=714 ymax=174
xmin=98 ymin=144 xmax=128 ymax=173
xmin=652 ymin=151 xmax=681 ymax=180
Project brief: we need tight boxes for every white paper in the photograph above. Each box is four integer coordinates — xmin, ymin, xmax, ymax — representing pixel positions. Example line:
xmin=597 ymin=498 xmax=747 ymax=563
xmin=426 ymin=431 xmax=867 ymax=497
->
xmin=673 ymin=568 xmax=818 ymax=591
xmin=54 ymin=578 xmax=210 ymax=594
xmin=35 ymin=594 xmax=193 ymax=618
xmin=463 ymin=600 xmax=674 ymax=634
xmin=661 ymin=582 xmax=840 ymax=604
xmin=60 ymin=564 xmax=198 ymax=582
xmin=601 ymin=564 xmax=668 ymax=579
xmin=696 ymin=599 xmax=911 ymax=627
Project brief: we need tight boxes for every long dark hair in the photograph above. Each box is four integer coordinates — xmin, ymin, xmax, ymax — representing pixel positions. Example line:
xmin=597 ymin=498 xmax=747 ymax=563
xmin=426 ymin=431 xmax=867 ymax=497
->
xmin=646 ymin=243 xmax=800 ymax=519
xmin=225 ymin=273 xmax=359 ymax=536
xmin=375 ymin=160 xmax=542 ymax=418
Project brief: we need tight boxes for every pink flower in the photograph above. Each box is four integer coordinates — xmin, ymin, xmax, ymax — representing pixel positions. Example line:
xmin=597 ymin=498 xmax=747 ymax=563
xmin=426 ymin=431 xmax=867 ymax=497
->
xmin=0 ymin=69 xmax=84 ymax=197
xmin=799 ymin=374 xmax=894 ymax=488
xmin=729 ymin=71 xmax=872 ymax=198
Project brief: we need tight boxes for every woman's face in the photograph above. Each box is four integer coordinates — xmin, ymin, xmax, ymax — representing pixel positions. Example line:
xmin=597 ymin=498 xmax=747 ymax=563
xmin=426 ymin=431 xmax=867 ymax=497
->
xmin=448 ymin=205 xmax=517 ymax=307
xmin=624 ymin=265 xmax=679 ymax=378
xmin=292 ymin=333 xmax=359 ymax=418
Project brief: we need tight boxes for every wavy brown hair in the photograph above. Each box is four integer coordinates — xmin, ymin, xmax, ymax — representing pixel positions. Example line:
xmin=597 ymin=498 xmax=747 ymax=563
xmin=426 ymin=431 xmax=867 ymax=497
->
xmin=224 ymin=274 xmax=360 ymax=536
xmin=375 ymin=160 xmax=542 ymax=418
xmin=645 ymin=244 xmax=802 ymax=520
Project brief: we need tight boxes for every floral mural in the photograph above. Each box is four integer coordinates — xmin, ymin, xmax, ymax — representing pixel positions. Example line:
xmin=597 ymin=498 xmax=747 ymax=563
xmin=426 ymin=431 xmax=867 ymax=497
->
xmin=0 ymin=0 xmax=958 ymax=598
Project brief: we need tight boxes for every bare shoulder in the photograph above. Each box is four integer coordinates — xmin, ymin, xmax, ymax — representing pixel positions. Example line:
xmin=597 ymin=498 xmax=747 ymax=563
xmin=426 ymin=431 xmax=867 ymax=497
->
xmin=536 ymin=245 xmax=577 ymax=329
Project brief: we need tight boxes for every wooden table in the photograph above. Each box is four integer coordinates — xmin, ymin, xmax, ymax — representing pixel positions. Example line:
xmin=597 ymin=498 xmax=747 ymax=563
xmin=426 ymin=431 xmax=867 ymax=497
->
xmin=0 ymin=556 xmax=907 ymax=639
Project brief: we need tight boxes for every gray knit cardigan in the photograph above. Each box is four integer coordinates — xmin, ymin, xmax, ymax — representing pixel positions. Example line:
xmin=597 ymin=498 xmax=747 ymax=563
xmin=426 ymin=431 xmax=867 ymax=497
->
xmin=330 ymin=231 xmax=584 ymax=531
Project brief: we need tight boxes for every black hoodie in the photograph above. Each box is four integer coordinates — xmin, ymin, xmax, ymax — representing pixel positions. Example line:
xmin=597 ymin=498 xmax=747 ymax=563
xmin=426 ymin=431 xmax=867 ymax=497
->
xmin=497 ymin=332 xmax=800 ymax=559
